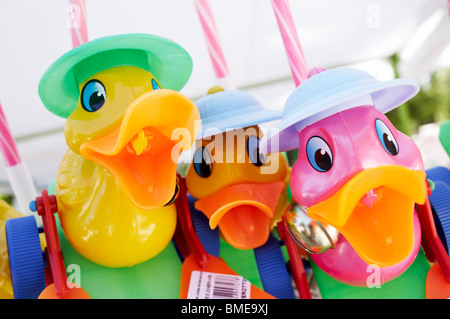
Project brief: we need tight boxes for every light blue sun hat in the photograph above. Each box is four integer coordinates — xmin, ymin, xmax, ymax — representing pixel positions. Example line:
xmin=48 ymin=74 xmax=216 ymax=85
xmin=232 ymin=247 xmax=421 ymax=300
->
xmin=260 ymin=67 xmax=420 ymax=153
xmin=195 ymin=87 xmax=282 ymax=139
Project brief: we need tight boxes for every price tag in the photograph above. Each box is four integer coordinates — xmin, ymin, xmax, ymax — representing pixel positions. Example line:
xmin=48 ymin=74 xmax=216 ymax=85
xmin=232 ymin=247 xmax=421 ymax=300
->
xmin=187 ymin=270 xmax=251 ymax=299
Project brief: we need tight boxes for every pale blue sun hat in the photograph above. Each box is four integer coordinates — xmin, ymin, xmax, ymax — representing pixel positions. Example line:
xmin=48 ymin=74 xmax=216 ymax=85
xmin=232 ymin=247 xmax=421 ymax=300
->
xmin=260 ymin=67 xmax=420 ymax=153
xmin=195 ymin=87 xmax=282 ymax=139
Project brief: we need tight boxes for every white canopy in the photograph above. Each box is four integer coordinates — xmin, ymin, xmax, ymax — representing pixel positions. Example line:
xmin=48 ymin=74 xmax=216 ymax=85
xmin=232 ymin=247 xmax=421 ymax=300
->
xmin=0 ymin=0 xmax=448 ymax=196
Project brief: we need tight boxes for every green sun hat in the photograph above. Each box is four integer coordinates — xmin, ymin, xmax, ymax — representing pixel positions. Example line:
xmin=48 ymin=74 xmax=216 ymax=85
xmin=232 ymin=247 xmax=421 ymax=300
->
xmin=38 ymin=33 xmax=193 ymax=119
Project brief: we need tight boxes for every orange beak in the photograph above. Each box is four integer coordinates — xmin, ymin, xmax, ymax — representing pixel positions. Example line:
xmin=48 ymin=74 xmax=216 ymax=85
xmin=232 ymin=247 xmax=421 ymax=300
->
xmin=307 ymin=166 xmax=427 ymax=267
xmin=80 ymin=89 xmax=199 ymax=209
xmin=194 ymin=181 xmax=285 ymax=249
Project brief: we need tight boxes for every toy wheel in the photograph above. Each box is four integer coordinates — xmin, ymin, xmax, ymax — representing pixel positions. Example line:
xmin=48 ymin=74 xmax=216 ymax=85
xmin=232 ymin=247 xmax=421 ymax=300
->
xmin=5 ymin=215 xmax=46 ymax=299
xmin=188 ymin=194 xmax=220 ymax=257
xmin=426 ymin=167 xmax=450 ymax=255
xmin=254 ymin=233 xmax=296 ymax=299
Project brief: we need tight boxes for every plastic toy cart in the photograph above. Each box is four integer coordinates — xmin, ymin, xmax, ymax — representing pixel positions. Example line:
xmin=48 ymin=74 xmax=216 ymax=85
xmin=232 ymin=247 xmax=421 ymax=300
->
xmin=173 ymin=173 xmax=311 ymax=299
xmin=307 ymin=168 xmax=450 ymax=299
xmin=5 ymin=190 xmax=88 ymax=299
xmin=5 ymin=170 xmax=450 ymax=299
xmin=5 ymin=189 xmax=182 ymax=299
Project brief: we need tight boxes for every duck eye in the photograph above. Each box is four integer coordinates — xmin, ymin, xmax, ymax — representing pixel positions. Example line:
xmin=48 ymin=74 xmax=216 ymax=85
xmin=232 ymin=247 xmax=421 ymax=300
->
xmin=81 ymin=80 xmax=106 ymax=112
xmin=164 ymin=178 xmax=180 ymax=206
xmin=306 ymin=136 xmax=333 ymax=172
xmin=247 ymin=135 xmax=266 ymax=167
xmin=151 ymin=79 xmax=160 ymax=90
xmin=193 ymin=146 xmax=213 ymax=178
xmin=375 ymin=119 xmax=398 ymax=156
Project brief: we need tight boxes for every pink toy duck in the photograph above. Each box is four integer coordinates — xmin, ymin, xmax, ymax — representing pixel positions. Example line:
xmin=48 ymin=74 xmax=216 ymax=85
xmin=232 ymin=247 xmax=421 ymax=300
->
xmin=261 ymin=67 xmax=429 ymax=286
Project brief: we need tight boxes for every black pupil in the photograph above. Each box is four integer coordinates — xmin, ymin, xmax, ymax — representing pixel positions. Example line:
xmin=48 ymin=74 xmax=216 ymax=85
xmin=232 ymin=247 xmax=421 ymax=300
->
xmin=89 ymin=91 xmax=105 ymax=111
xmin=164 ymin=183 xmax=179 ymax=206
xmin=247 ymin=136 xmax=266 ymax=167
xmin=315 ymin=149 xmax=332 ymax=171
xmin=383 ymin=133 xmax=398 ymax=155
xmin=195 ymin=147 xmax=212 ymax=178
xmin=252 ymin=147 xmax=260 ymax=165
xmin=251 ymin=146 xmax=265 ymax=166
xmin=198 ymin=160 xmax=212 ymax=178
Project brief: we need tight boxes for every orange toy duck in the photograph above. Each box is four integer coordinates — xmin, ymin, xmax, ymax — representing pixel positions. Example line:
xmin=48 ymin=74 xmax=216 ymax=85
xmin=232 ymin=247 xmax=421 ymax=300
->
xmin=185 ymin=87 xmax=289 ymax=250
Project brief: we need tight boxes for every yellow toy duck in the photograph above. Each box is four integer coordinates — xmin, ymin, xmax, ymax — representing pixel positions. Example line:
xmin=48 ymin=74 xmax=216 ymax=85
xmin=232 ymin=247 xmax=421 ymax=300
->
xmin=38 ymin=34 xmax=200 ymax=268
xmin=0 ymin=200 xmax=26 ymax=299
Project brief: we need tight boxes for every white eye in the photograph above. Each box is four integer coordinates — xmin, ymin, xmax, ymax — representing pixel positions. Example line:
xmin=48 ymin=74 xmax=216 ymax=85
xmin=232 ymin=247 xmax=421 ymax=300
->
xmin=81 ymin=80 xmax=106 ymax=112
xmin=151 ymin=79 xmax=160 ymax=90
xmin=247 ymin=135 xmax=266 ymax=166
xmin=193 ymin=147 xmax=213 ymax=178
xmin=375 ymin=119 xmax=399 ymax=156
xmin=306 ymin=136 xmax=333 ymax=172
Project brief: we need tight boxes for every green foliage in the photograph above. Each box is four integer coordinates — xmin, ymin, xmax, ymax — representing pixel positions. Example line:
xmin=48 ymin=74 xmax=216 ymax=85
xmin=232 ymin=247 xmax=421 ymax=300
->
xmin=0 ymin=193 xmax=13 ymax=205
xmin=386 ymin=66 xmax=450 ymax=136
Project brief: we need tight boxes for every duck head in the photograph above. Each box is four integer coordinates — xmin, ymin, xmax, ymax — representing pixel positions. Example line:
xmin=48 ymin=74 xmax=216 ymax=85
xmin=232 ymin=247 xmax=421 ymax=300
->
xmin=68 ymin=65 xmax=198 ymax=209
xmin=185 ymin=89 xmax=288 ymax=249
xmin=291 ymin=104 xmax=426 ymax=267
xmin=39 ymin=34 xmax=200 ymax=210
xmin=261 ymin=67 xmax=427 ymax=268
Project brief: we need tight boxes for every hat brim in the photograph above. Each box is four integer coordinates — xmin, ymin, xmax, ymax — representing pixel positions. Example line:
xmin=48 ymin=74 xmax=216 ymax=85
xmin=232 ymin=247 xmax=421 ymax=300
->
xmin=260 ymin=78 xmax=419 ymax=153
xmin=197 ymin=108 xmax=282 ymax=140
xmin=38 ymin=33 xmax=193 ymax=118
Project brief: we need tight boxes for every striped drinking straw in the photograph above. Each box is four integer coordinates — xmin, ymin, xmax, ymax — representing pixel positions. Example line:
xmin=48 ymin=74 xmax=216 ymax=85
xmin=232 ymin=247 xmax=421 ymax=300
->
xmin=68 ymin=0 xmax=88 ymax=48
xmin=271 ymin=0 xmax=308 ymax=86
xmin=270 ymin=0 xmax=312 ymax=299
xmin=0 ymin=101 xmax=38 ymax=218
xmin=194 ymin=0 xmax=235 ymax=90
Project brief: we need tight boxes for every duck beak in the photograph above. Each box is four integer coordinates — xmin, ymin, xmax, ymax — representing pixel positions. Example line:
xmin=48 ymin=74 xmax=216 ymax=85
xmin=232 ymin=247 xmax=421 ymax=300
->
xmin=307 ymin=166 xmax=427 ymax=267
xmin=80 ymin=89 xmax=199 ymax=209
xmin=194 ymin=181 xmax=285 ymax=249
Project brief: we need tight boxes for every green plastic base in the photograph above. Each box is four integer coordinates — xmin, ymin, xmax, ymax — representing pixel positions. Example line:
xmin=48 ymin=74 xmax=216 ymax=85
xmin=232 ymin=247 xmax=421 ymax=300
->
xmin=219 ymin=237 xmax=264 ymax=290
xmin=57 ymin=220 xmax=182 ymax=299
xmin=310 ymin=249 xmax=431 ymax=299
xmin=440 ymin=120 xmax=450 ymax=157
xmin=49 ymin=182 xmax=182 ymax=298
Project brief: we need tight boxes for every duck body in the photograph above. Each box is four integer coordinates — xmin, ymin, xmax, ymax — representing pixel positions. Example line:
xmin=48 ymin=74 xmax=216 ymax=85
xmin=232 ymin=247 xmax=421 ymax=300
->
xmin=38 ymin=34 xmax=199 ymax=269
xmin=291 ymin=104 xmax=426 ymax=285
xmin=181 ymin=89 xmax=300 ymax=298
xmin=261 ymin=67 xmax=428 ymax=287
xmin=56 ymin=149 xmax=177 ymax=268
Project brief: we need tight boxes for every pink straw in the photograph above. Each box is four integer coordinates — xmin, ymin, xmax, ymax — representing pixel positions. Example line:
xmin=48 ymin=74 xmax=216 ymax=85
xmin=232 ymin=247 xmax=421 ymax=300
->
xmin=0 ymin=102 xmax=21 ymax=167
xmin=68 ymin=0 xmax=88 ymax=48
xmin=271 ymin=0 xmax=308 ymax=86
xmin=194 ymin=0 xmax=230 ymax=80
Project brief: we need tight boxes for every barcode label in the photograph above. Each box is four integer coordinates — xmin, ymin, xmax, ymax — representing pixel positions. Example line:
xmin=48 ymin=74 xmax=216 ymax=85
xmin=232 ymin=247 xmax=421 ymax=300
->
xmin=187 ymin=271 xmax=251 ymax=299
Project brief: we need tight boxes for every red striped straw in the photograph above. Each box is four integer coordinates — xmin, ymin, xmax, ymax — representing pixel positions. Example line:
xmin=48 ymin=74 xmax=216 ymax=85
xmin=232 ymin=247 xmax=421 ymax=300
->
xmin=271 ymin=0 xmax=308 ymax=86
xmin=0 ymin=102 xmax=21 ymax=167
xmin=194 ymin=0 xmax=231 ymax=83
xmin=68 ymin=0 xmax=88 ymax=48
xmin=0 ymin=100 xmax=40 ymax=219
